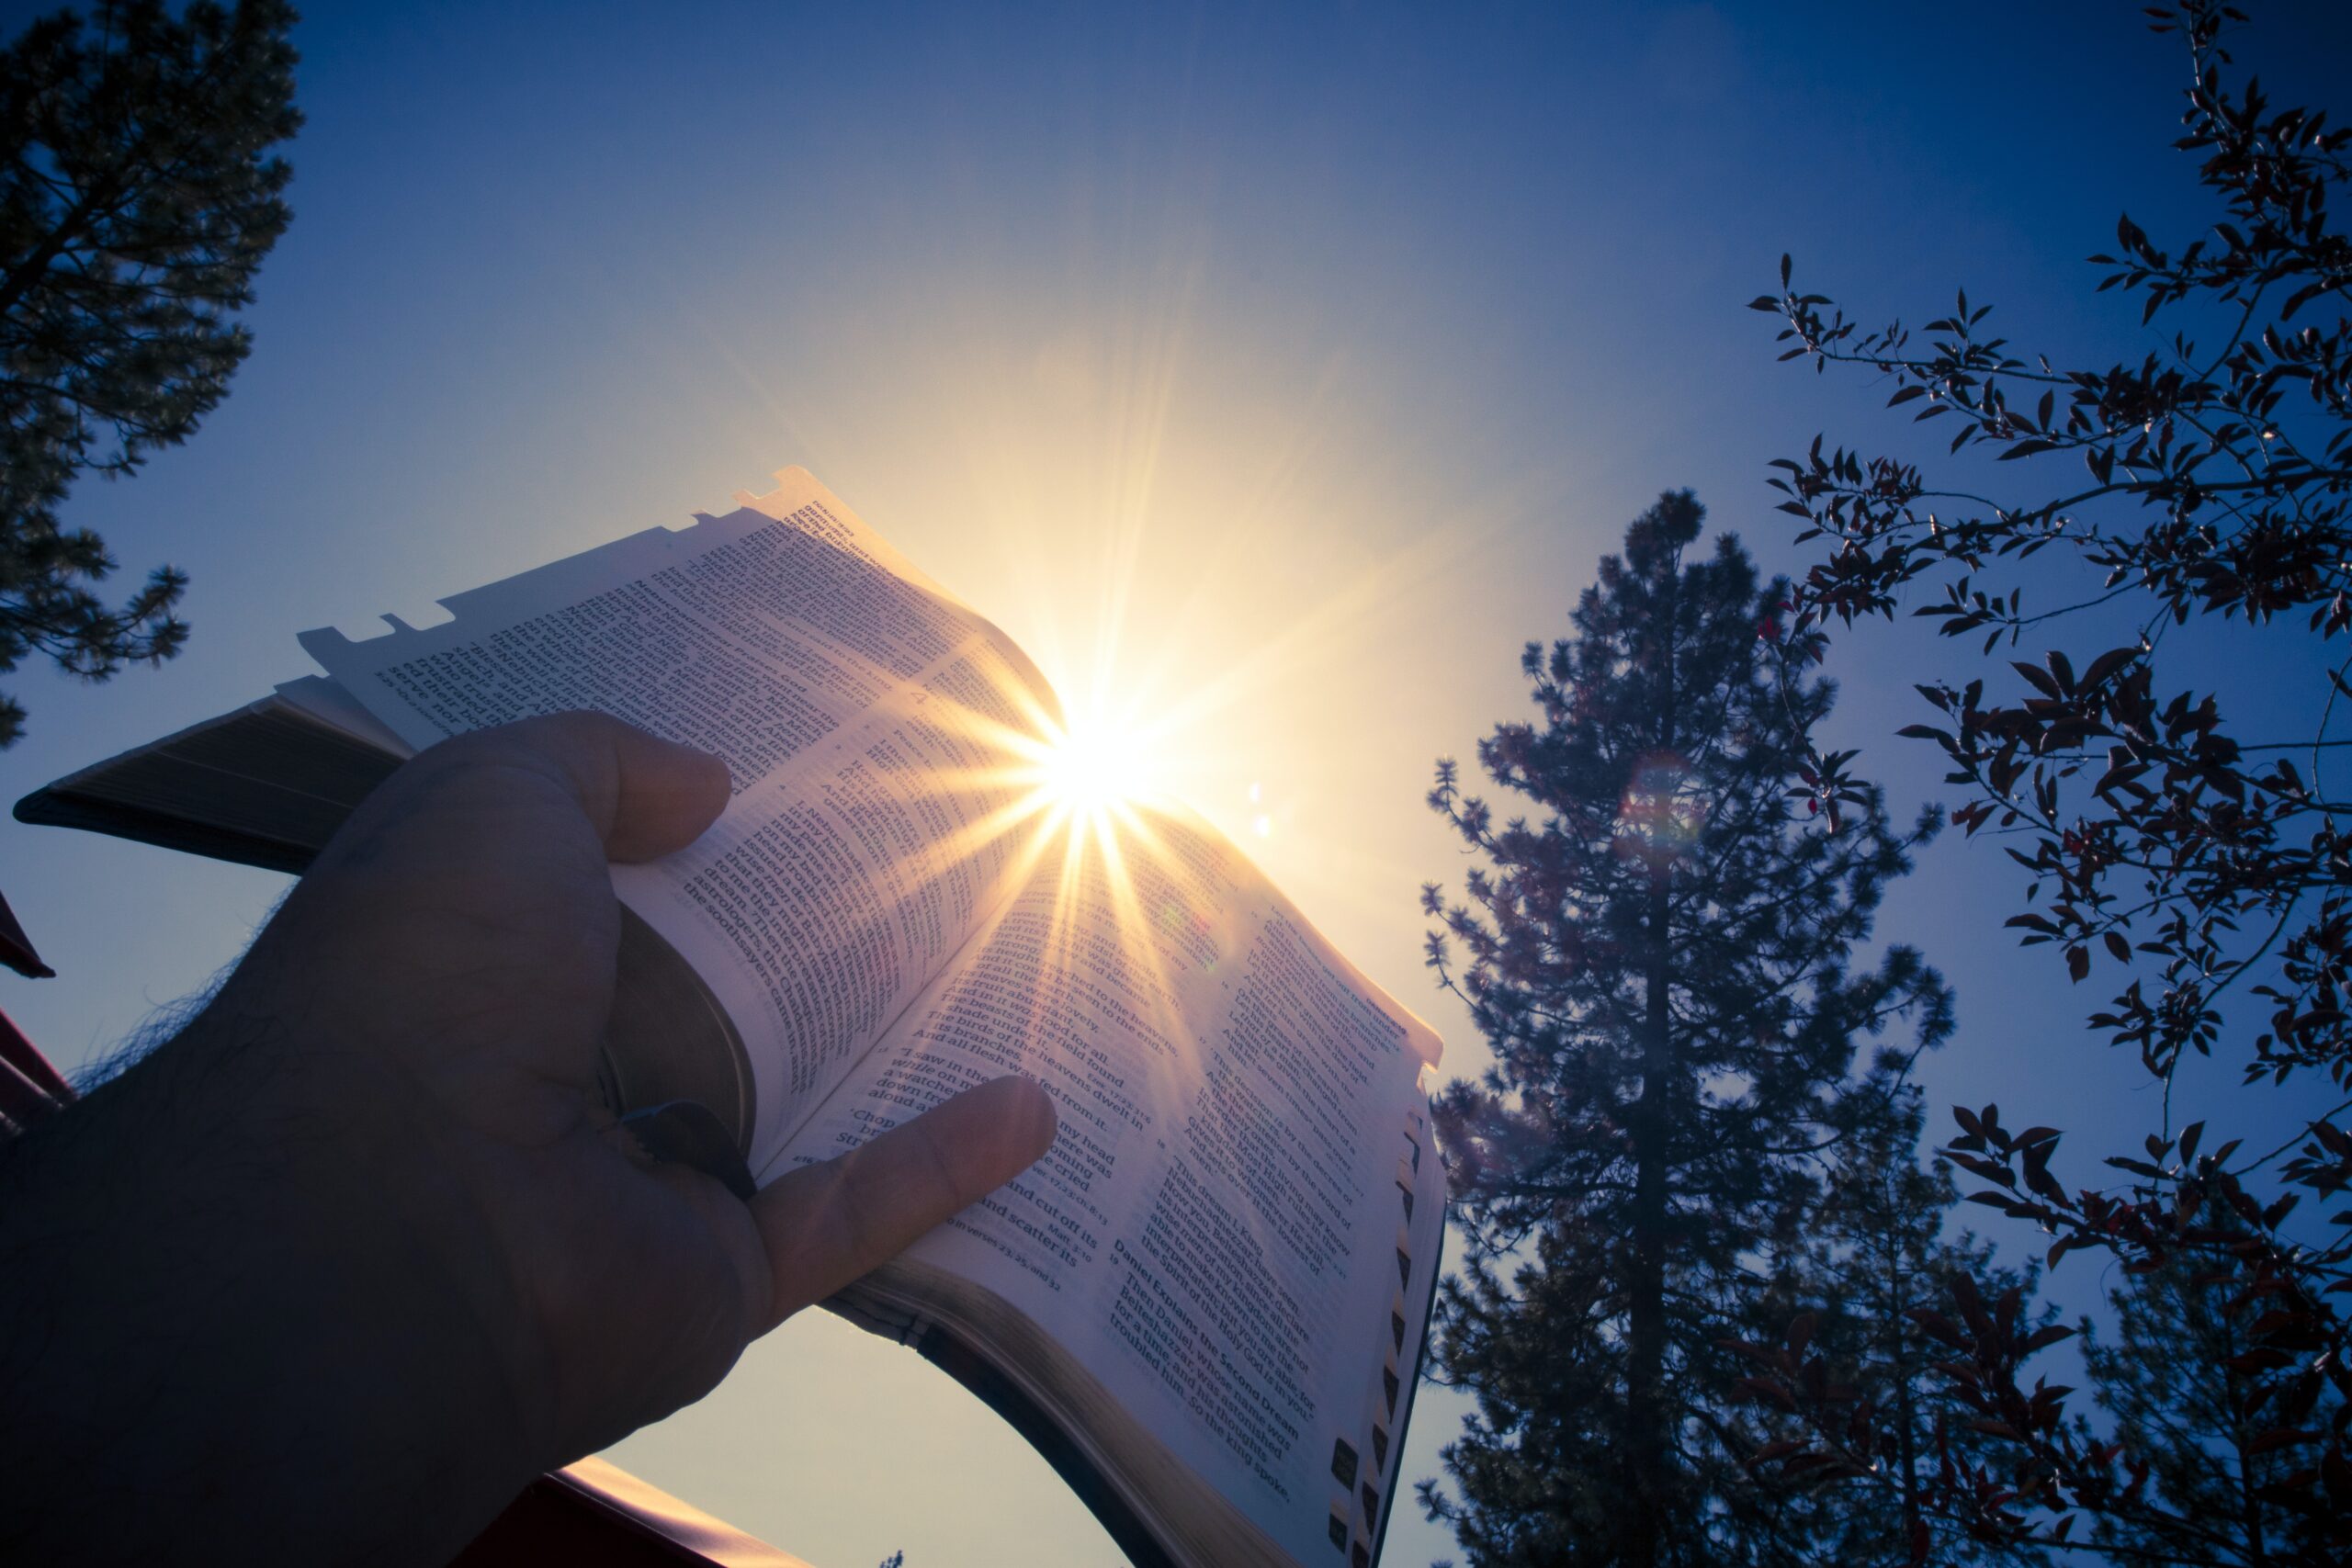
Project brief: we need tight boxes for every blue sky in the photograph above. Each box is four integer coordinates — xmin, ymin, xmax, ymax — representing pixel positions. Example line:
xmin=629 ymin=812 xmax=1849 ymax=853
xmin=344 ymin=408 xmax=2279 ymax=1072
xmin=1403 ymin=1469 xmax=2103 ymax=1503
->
xmin=7 ymin=3 xmax=2351 ymax=1563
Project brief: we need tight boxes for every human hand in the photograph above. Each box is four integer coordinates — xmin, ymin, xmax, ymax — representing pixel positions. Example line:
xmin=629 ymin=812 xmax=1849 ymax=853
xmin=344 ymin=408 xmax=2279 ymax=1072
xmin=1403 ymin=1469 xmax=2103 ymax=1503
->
xmin=0 ymin=712 xmax=1054 ymax=1565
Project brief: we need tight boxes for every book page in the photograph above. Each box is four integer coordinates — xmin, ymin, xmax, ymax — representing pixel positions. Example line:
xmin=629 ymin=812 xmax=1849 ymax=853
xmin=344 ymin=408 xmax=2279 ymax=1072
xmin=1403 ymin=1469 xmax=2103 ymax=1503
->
xmin=300 ymin=468 xmax=1062 ymax=1164
xmin=775 ymin=808 xmax=1446 ymax=1565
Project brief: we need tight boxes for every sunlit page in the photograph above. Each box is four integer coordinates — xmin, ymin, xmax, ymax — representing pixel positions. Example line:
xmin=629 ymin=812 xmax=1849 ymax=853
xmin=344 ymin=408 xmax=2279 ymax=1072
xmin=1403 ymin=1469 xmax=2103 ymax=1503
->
xmin=300 ymin=468 xmax=1060 ymax=1161
xmin=776 ymin=807 xmax=1444 ymax=1563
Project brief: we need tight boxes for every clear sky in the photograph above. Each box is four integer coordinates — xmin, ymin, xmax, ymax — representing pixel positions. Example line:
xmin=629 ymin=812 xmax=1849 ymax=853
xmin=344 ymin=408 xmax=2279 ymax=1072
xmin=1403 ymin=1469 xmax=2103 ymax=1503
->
xmin=8 ymin=3 xmax=2352 ymax=1564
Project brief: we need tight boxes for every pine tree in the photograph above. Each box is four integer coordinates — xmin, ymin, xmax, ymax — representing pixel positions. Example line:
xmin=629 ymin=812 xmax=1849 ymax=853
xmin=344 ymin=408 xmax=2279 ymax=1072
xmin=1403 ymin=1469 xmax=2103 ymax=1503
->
xmin=2076 ymin=1208 xmax=2344 ymax=1567
xmin=1418 ymin=491 xmax=1951 ymax=1567
xmin=1751 ymin=1081 xmax=2044 ymax=1568
xmin=0 ymin=0 xmax=300 ymax=745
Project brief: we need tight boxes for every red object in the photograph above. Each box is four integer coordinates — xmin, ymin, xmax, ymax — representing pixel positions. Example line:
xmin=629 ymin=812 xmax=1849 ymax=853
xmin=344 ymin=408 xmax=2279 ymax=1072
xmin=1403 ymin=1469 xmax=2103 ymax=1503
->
xmin=0 ymin=1006 xmax=71 ymax=1131
xmin=454 ymin=1458 xmax=811 ymax=1567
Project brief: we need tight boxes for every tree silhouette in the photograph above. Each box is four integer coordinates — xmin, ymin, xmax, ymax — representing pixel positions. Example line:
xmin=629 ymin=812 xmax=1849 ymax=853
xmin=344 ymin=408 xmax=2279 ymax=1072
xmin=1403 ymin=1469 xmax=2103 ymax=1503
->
xmin=2077 ymin=1208 xmax=2342 ymax=1565
xmin=0 ymin=0 xmax=300 ymax=745
xmin=1419 ymin=491 xmax=1951 ymax=1566
xmin=1745 ymin=1 xmax=2352 ymax=1556
xmin=1738 ymin=1081 xmax=2046 ymax=1568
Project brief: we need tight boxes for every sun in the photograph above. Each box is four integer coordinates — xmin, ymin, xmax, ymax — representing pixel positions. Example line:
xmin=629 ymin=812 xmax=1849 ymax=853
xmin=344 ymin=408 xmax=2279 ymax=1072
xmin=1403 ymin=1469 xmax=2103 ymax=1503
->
xmin=1044 ymin=694 xmax=1178 ymax=812
xmin=1010 ymin=694 xmax=1179 ymax=848
xmin=1041 ymin=720 xmax=1148 ymax=812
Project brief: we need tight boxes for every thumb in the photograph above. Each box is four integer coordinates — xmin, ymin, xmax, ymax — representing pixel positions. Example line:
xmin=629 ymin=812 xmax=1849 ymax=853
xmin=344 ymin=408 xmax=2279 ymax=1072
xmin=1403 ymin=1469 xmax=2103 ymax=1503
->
xmin=502 ymin=711 xmax=734 ymax=863
xmin=374 ymin=711 xmax=733 ymax=864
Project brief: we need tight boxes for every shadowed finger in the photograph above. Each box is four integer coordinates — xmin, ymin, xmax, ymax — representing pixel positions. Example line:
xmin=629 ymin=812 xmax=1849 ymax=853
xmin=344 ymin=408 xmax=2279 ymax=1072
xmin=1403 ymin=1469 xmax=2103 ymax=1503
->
xmin=318 ymin=712 xmax=733 ymax=883
xmin=518 ymin=712 xmax=733 ymax=863
xmin=750 ymin=1076 xmax=1057 ymax=1327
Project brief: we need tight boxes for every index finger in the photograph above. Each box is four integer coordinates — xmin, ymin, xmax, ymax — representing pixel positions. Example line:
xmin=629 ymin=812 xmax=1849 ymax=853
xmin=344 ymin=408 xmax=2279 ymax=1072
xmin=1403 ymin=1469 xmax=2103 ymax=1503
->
xmin=750 ymin=1076 xmax=1057 ymax=1326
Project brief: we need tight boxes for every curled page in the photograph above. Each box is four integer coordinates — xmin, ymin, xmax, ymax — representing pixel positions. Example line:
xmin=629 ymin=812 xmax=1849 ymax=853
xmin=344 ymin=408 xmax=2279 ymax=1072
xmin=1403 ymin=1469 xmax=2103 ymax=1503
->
xmin=301 ymin=468 xmax=1063 ymax=1164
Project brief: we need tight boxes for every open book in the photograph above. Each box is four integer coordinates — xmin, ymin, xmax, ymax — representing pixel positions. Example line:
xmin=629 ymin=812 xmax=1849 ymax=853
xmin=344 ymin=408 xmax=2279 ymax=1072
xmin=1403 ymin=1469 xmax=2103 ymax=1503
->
xmin=17 ymin=468 xmax=1446 ymax=1568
